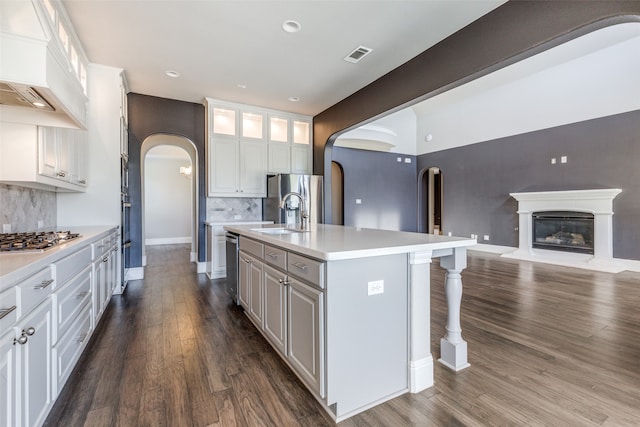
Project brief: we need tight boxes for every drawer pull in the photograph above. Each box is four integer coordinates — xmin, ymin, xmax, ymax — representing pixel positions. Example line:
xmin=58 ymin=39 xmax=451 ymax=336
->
xmin=77 ymin=332 xmax=88 ymax=343
xmin=0 ymin=306 xmax=17 ymax=320
xmin=266 ymin=252 xmax=279 ymax=259
xmin=57 ymin=171 xmax=67 ymax=177
xmin=34 ymin=279 xmax=54 ymax=290
xmin=292 ymin=262 xmax=308 ymax=271
xmin=76 ymin=291 xmax=89 ymax=300
xmin=242 ymin=258 xmax=251 ymax=263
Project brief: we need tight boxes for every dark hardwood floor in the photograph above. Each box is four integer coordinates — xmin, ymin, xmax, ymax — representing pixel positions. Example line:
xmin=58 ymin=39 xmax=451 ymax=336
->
xmin=44 ymin=245 xmax=640 ymax=426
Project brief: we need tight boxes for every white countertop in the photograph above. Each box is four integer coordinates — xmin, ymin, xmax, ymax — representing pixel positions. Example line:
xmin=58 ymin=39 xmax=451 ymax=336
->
xmin=0 ymin=225 xmax=118 ymax=291
xmin=205 ymin=220 xmax=273 ymax=226
xmin=224 ymin=223 xmax=476 ymax=261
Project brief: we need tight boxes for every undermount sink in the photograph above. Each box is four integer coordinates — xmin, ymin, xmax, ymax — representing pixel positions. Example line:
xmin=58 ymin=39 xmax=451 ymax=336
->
xmin=250 ymin=227 xmax=308 ymax=235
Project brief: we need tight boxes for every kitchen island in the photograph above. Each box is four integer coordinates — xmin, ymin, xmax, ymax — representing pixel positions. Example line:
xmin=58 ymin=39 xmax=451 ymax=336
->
xmin=223 ymin=223 xmax=476 ymax=422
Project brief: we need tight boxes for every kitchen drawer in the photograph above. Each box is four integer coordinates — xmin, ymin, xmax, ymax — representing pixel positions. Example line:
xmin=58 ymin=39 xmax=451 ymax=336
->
xmin=287 ymin=253 xmax=325 ymax=289
xmin=53 ymin=265 xmax=91 ymax=344
xmin=56 ymin=245 xmax=92 ymax=288
xmin=0 ymin=287 xmax=17 ymax=331
xmin=53 ymin=301 xmax=92 ymax=394
xmin=16 ymin=266 xmax=54 ymax=317
xmin=264 ymin=244 xmax=287 ymax=270
xmin=240 ymin=237 xmax=264 ymax=259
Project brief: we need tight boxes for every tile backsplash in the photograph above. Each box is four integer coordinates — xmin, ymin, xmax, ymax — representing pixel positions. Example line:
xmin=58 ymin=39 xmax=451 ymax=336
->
xmin=0 ymin=184 xmax=57 ymax=232
xmin=206 ymin=197 xmax=262 ymax=222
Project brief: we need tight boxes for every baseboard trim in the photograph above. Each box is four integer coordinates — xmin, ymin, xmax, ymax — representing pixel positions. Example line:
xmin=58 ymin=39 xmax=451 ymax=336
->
xmin=145 ymin=237 xmax=192 ymax=245
xmin=471 ymin=244 xmax=640 ymax=273
xmin=196 ymin=261 xmax=207 ymax=274
xmin=127 ymin=267 xmax=144 ymax=280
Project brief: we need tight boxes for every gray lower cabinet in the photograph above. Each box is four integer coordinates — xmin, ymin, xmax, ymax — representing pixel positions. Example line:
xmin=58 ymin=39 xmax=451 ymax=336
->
xmin=287 ymin=276 xmax=324 ymax=398
xmin=238 ymin=250 xmax=264 ymax=328
xmin=262 ymin=264 xmax=287 ymax=356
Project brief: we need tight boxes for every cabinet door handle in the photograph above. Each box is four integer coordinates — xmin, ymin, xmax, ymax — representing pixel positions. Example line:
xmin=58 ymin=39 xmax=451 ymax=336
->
xmin=103 ymin=256 xmax=109 ymax=263
xmin=278 ymin=277 xmax=290 ymax=285
xmin=0 ymin=306 xmax=17 ymax=320
xmin=77 ymin=332 xmax=88 ymax=343
xmin=79 ymin=179 xmax=87 ymax=184
xmin=292 ymin=262 xmax=308 ymax=270
xmin=57 ymin=171 xmax=67 ymax=177
xmin=34 ymin=279 xmax=54 ymax=290
xmin=76 ymin=291 xmax=88 ymax=299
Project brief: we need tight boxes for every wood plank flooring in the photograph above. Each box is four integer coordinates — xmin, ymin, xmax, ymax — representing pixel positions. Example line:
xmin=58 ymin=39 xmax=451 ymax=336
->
xmin=44 ymin=245 xmax=640 ymax=426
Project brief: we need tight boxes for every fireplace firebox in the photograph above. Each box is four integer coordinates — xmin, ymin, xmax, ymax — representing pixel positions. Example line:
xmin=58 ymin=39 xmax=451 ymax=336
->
xmin=532 ymin=211 xmax=594 ymax=254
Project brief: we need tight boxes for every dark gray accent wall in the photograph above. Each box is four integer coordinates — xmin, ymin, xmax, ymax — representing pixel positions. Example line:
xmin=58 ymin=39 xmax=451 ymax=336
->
xmin=127 ymin=94 xmax=206 ymax=267
xmin=418 ymin=110 xmax=640 ymax=260
xmin=332 ymin=147 xmax=417 ymax=232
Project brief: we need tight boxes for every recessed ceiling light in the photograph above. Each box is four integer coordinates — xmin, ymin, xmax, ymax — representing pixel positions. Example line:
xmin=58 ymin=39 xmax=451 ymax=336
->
xmin=288 ymin=96 xmax=300 ymax=102
xmin=165 ymin=70 xmax=180 ymax=78
xmin=282 ymin=20 xmax=301 ymax=33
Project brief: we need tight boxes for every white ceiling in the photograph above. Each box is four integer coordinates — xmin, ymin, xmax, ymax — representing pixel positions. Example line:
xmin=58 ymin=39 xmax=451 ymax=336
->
xmin=61 ymin=0 xmax=506 ymax=116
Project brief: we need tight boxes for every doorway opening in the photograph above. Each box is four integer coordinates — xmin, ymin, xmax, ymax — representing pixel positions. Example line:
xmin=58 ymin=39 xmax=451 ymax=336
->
xmin=331 ymin=161 xmax=344 ymax=225
xmin=141 ymin=134 xmax=198 ymax=266
xmin=419 ymin=167 xmax=443 ymax=234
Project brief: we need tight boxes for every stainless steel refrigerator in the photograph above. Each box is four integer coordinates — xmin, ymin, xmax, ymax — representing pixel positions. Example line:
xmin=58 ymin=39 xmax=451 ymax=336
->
xmin=263 ymin=174 xmax=324 ymax=226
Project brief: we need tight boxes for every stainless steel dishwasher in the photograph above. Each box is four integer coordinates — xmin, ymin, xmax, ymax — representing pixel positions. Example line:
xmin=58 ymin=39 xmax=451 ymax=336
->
xmin=225 ymin=232 xmax=240 ymax=304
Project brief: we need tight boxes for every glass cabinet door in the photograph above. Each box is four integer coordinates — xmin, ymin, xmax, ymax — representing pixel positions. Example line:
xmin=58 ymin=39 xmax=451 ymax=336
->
xmin=212 ymin=108 xmax=237 ymax=136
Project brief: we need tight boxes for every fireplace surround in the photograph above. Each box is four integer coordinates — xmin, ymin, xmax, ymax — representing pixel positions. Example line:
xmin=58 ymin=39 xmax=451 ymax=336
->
xmin=503 ymin=189 xmax=622 ymax=272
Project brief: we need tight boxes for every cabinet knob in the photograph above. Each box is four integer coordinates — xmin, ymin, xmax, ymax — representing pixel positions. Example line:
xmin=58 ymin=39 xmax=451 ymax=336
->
xmin=103 ymin=256 xmax=109 ymax=263
xmin=278 ymin=277 xmax=290 ymax=285
xmin=25 ymin=327 xmax=36 ymax=336
xmin=57 ymin=171 xmax=67 ymax=177
xmin=14 ymin=335 xmax=28 ymax=345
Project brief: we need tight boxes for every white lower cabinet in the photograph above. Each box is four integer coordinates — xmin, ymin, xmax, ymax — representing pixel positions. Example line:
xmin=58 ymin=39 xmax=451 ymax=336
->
xmin=16 ymin=299 xmax=53 ymax=427
xmin=0 ymin=330 xmax=17 ymax=427
xmin=238 ymin=251 xmax=264 ymax=327
xmin=0 ymin=227 xmax=118 ymax=427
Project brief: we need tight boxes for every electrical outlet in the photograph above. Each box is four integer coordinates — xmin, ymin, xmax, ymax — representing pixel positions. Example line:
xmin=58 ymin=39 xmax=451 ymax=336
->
xmin=368 ymin=280 xmax=384 ymax=296
xmin=561 ymin=155 xmax=567 ymax=163
xmin=37 ymin=220 xmax=44 ymax=229
xmin=234 ymin=214 xmax=242 ymax=220
xmin=470 ymin=233 xmax=477 ymax=239
xmin=484 ymin=235 xmax=490 ymax=241
xmin=2 ymin=224 xmax=11 ymax=233
xmin=551 ymin=157 xmax=556 ymax=164
xmin=355 ymin=199 xmax=362 ymax=205
xmin=448 ymin=231 xmax=452 ymax=237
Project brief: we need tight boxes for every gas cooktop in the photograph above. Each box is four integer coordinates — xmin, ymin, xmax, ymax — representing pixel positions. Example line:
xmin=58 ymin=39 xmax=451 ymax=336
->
xmin=0 ymin=231 xmax=81 ymax=253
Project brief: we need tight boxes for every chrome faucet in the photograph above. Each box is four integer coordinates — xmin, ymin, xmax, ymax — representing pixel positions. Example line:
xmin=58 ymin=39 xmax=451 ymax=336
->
xmin=280 ymin=192 xmax=309 ymax=230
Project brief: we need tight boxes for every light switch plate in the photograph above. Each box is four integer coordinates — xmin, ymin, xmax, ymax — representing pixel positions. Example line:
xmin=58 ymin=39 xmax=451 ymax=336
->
xmin=368 ymin=280 xmax=384 ymax=296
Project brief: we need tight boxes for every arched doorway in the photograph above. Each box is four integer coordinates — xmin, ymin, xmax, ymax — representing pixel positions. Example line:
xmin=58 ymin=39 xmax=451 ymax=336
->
xmin=418 ymin=166 xmax=443 ymax=234
xmin=331 ymin=161 xmax=344 ymax=225
xmin=141 ymin=134 xmax=198 ymax=265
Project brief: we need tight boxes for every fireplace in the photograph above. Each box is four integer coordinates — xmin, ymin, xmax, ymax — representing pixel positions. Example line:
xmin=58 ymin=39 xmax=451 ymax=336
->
xmin=503 ymin=189 xmax=623 ymax=272
xmin=532 ymin=211 xmax=594 ymax=254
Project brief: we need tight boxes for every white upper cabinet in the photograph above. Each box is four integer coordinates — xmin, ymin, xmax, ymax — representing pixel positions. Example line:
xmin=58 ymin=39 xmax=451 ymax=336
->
xmin=0 ymin=123 xmax=88 ymax=192
xmin=268 ymin=114 xmax=312 ymax=175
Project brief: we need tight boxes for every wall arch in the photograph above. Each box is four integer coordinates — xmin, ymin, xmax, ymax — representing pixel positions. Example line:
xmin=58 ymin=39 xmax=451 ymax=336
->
xmin=316 ymin=2 xmax=640 ymax=221
xmin=141 ymin=134 xmax=199 ymax=265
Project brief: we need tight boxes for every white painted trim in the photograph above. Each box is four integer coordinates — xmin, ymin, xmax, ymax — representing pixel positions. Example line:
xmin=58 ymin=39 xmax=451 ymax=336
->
xmin=190 ymin=251 xmax=197 ymax=262
xmin=145 ymin=237 xmax=192 ymax=245
xmin=469 ymin=243 xmax=513 ymax=254
xmin=127 ymin=267 xmax=144 ymax=280
xmin=196 ymin=261 xmax=207 ymax=274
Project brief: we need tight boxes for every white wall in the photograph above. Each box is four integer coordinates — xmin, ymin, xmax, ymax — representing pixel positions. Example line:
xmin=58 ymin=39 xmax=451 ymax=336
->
xmin=144 ymin=152 xmax=192 ymax=244
xmin=57 ymin=64 xmax=122 ymax=227
xmin=414 ymin=24 xmax=640 ymax=154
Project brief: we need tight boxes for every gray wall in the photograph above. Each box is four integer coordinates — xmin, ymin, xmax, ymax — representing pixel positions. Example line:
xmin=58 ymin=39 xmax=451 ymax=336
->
xmin=332 ymin=147 xmax=417 ymax=232
xmin=418 ymin=110 xmax=640 ymax=260
xmin=127 ymin=94 xmax=206 ymax=267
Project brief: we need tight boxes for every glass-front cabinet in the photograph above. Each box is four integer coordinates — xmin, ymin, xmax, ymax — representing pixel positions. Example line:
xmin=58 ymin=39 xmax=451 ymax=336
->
xmin=205 ymin=98 xmax=312 ymax=197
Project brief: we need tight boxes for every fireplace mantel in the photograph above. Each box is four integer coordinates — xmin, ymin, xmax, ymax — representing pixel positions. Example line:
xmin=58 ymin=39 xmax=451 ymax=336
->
xmin=503 ymin=189 xmax=623 ymax=272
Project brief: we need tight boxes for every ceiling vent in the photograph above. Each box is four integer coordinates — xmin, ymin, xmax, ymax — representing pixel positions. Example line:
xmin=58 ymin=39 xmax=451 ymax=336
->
xmin=344 ymin=45 xmax=372 ymax=63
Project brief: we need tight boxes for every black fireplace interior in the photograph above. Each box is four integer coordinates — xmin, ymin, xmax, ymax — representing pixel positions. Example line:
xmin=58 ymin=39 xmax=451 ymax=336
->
xmin=532 ymin=211 xmax=594 ymax=254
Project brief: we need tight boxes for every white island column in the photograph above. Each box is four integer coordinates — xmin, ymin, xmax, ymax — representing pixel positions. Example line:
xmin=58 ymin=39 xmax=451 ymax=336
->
xmin=438 ymin=247 xmax=470 ymax=371
xmin=409 ymin=250 xmax=434 ymax=392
